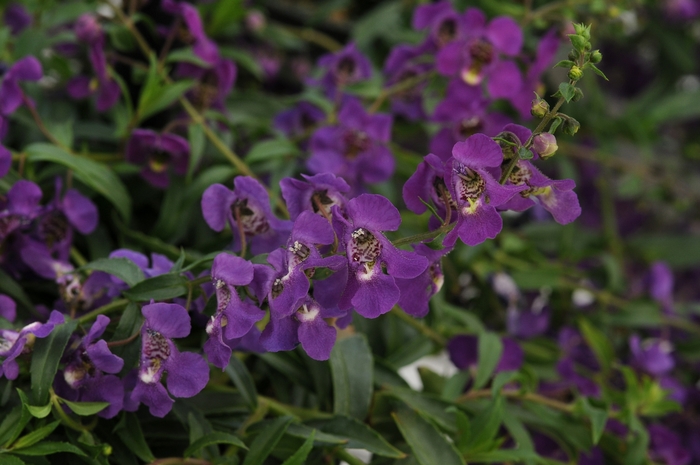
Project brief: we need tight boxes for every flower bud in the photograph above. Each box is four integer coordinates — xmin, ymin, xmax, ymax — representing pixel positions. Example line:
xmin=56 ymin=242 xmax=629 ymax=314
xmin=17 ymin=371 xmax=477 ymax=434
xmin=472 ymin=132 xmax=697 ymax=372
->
xmin=530 ymin=96 xmax=550 ymax=118
xmin=533 ymin=133 xmax=558 ymax=159
xmin=562 ymin=117 xmax=580 ymax=136
xmin=571 ymin=87 xmax=584 ymax=102
xmin=74 ymin=14 xmax=102 ymax=43
xmin=589 ymin=50 xmax=602 ymax=63
xmin=568 ymin=65 xmax=583 ymax=81
xmin=568 ymin=49 xmax=580 ymax=61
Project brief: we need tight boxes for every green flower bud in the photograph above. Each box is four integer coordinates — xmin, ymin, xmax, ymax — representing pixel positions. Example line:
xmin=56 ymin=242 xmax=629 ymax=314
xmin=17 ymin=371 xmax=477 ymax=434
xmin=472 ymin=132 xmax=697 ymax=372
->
xmin=571 ymin=87 xmax=584 ymax=102
xmin=590 ymin=50 xmax=602 ymax=63
xmin=568 ymin=65 xmax=584 ymax=81
xmin=574 ymin=23 xmax=591 ymax=40
xmin=531 ymin=96 xmax=550 ymax=118
xmin=533 ymin=133 xmax=558 ymax=159
xmin=563 ymin=117 xmax=580 ymax=136
xmin=568 ymin=49 xmax=580 ymax=61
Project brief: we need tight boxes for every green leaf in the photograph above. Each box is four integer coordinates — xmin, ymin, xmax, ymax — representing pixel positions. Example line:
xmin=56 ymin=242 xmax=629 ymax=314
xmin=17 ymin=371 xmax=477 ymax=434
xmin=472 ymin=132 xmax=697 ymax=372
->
xmin=187 ymin=123 xmax=206 ymax=178
xmin=26 ymin=143 xmax=131 ymax=220
xmin=166 ymin=48 xmax=211 ymax=67
xmin=62 ymin=400 xmax=110 ymax=416
xmin=11 ymin=421 xmax=60 ymax=450
xmin=10 ymin=441 xmax=86 ymax=456
xmin=568 ymin=34 xmax=588 ymax=52
xmin=123 ymin=273 xmax=189 ymax=301
xmin=393 ymin=406 xmax=465 ymax=465
xmin=385 ymin=386 xmax=456 ymax=433
xmin=184 ymin=431 xmax=247 ymax=457
xmin=109 ymin=302 xmax=142 ymax=375
xmin=17 ymin=390 xmax=51 ymax=419
xmin=141 ymin=80 xmax=194 ymax=122
xmin=31 ymin=319 xmax=77 ymax=404
xmin=220 ymin=48 xmax=264 ymax=80
xmin=464 ymin=449 xmax=539 ymax=463
xmin=330 ymin=335 xmax=373 ymax=420
xmin=81 ymin=257 xmax=145 ymax=287
xmin=225 ymin=356 xmax=258 ymax=411
xmin=308 ymin=416 xmax=405 ymax=458
xmin=0 ymin=269 xmax=34 ymax=312
xmin=578 ymin=318 xmax=614 ymax=373
xmin=463 ymin=396 xmax=504 ymax=453
xmin=473 ymin=332 xmax=503 ymax=390
xmin=114 ymin=413 xmax=155 ymax=463
xmin=491 ymin=371 xmax=518 ymax=396
xmin=579 ymin=398 xmax=608 ymax=445
xmin=587 ymin=63 xmax=608 ymax=81
xmin=280 ymin=430 xmax=315 ymax=465
xmin=517 ymin=147 xmax=534 ymax=160
xmin=242 ymin=416 xmax=293 ymax=465
xmin=0 ymin=406 xmax=30 ymax=448
xmin=245 ymin=138 xmax=299 ymax=164
xmin=442 ymin=371 xmax=471 ymax=402
xmin=553 ymin=60 xmax=575 ymax=69
xmin=209 ymin=0 xmax=245 ymax=35
xmin=0 ymin=455 xmax=26 ymax=465
xmin=557 ymin=82 xmax=576 ymax=103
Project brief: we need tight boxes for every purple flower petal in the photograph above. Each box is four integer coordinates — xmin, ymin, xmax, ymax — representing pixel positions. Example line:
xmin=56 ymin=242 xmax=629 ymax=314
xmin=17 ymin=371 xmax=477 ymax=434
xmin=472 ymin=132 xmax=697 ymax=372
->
xmin=451 ymin=133 xmax=503 ymax=169
xmin=350 ymin=271 xmax=399 ymax=318
xmin=142 ymin=302 xmax=191 ymax=339
xmin=86 ymin=340 xmax=124 ymax=374
xmin=131 ymin=381 xmax=174 ymax=418
xmin=345 ymin=194 xmax=401 ymax=232
xmin=165 ymin=349 xmax=209 ymax=398
xmin=62 ymin=189 xmax=98 ymax=234
xmin=485 ymin=17 xmax=523 ymax=56
xmin=298 ymin=317 xmax=336 ymax=361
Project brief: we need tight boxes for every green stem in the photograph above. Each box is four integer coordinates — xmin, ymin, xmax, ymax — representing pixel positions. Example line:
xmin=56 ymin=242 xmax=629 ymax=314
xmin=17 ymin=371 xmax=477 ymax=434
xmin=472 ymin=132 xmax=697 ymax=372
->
xmin=392 ymin=222 xmax=455 ymax=247
xmin=368 ymin=71 xmax=434 ymax=114
xmin=77 ymin=299 xmax=129 ymax=325
xmin=49 ymin=388 xmax=89 ymax=432
xmin=390 ymin=307 xmax=446 ymax=346
xmin=459 ymin=388 xmax=575 ymax=414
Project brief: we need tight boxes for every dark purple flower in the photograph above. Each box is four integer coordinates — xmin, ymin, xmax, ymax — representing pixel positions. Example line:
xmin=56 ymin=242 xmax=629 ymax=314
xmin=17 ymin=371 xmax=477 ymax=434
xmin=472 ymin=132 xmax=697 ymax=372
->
xmin=412 ymin=1 xmax=465 ymax=49
xmin=176 ymin=58 xmax=236 ymax=112
xmin=316 ymin=43 xmax=372 ymax=98
xmin=0 ymin=56 xmax=42 ymax=118
xmin=130 ymin=302 xmax=209 ymax=418
xmin=0 ymin=310 xmax=65 ymax=380
xmin=204 ymin=253 xmax=263 ymax=369
xmin=402 ymin=153 xmax=453 ymax=231
xmin=442 ymin=134 xmax=525 ymax=247
xmin=74 ymin=14 xmax=103 ymax=44
xmin=506 ymin=303 xmax=550 ymax=339
xmin=180 ymin=3 xmax=219 ymax=64
xmin=447 ymin=334 xmax=523 ymax=372
xmin=430 ymin=80 xmax=511 ymax=160
xmin=308 ymin=98 xmax=394 ymax=193
xmin=273 ymin=102 xmax=325 ymax=139
xmin=280 ymin=173 xmax=351 ymax=221
xmin=649 ymin=261 xmax=674 ymax=313
xmin=383 ymin=45 xmax=432 ymax=121
xmin=0 ymin=180 xmax=43 ymax=242
xmin=629 ymin=335 xmax=674 ymax=377
xmin=333 ymin=194 xmax=428 ymax=318
xmin=4 ymin=3 xmax=31 ymax=35
xmin=436 ymin=8 xmax=523 ymax=98
xmin=0 ymin=294 xmax=16 ymax=322
xmin=202 ymin=176 xmax=292 ymax=255
xmin=260 ymin=296 xmax=338 ymax=361
xmin=59 ymin=315 xmax=124 ymax=418
xmin=396 ymin=244 xmax=450 ymax=318
xmin=126 ymin=129 xmax=190 ymax=189
xmin=649 ymin=424 xmax=691 ymax=465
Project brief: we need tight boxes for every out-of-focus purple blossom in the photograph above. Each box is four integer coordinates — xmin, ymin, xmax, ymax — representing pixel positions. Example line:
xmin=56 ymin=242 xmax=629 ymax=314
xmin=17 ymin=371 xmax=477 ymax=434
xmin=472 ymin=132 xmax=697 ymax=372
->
xmin=126 ymin=129 xmax=190 ymax=189
xmin=443 ymin=134 xmax=525 ymax=247
xmin=506 ymin=290 xmax=551 ymax=339
xmin=0 ymin=180 xmax=43 ymax=242
xmin=245 ymin=10 xmax=266 ymax=32
xmin=412 ymin=1 xmax=465 ymax=49
xmin=402 ymin=153 xmax=453 ymax=232
xmin=74 ymin=14 xmax=103 ymax=44
xmin=629 ymin=335 xmax=675 ymax=377
xmin=552 ymin=327 xmax=600 ymax=396
xmin=447 ymin=334 xmax=524 ymax=372
xmin=280 ymin=173 xmax=350 ymax=221
xmin=274 ymin=102 xmax=325 ymax=140
xmin=202 ymin=176 xmax=291 ymax=255
xmin=383 ymin=45 xmax=432 ymax=121
xmin=308 ymin=98 xmax=394 ymax=193
xmin=430 ymin=80 xmax=510 ymax=160
xmin=0 ymin=56 xmax=42 ymax=161
xmin=316 ymin=43 xmax=372 ymax=98
xmin=333 ymin=194 xmax=428 ymax=318
xmin=0 ymin=295 xmax=16 ymax=322
xmin=663 ymin=0 xmax=700 ymax=20
xmin=130 ymin=302 xmax=209 ymax=418
xmin=177 ymin=58 xmax=236 ymax=112
xmin=56 ymin=315 xmax=124 ymax=418
xmin=0 ymin=310 xmax=65 ymax=380
xmin=4 ymin=3 xmax=31 ymax=35
xmin=396 ymin=244 xmax=451 ymax=318
xmin=649 ymin=261 xmax=675 ymax=313
xmin=649 ymin=424 xmax=691 ymax=465
xmin=436 ymin=8 xmax=523 ymax=98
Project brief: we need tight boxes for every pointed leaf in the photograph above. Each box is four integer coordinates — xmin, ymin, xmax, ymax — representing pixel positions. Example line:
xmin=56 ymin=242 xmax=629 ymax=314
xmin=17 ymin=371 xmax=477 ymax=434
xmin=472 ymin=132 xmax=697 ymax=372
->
xmin=330 ymin=335 xmax=373 ymax=420
xmin=308 ymin=416 xmax=405 ymax=458
xmin=242 ymin=416 xmax=293 ymax=465
xmin=10 ymin=441 xmax=86 ymax=456
xmin=184 ymin=431 xmax=247 ymax=457
xmin=114 ymin=413 xmax=155 ymax=463
xmin=280 ymin=430 xmax=315 ymax=465
xmin=11 ymin=421 xmax=60 ymax=450
xmin=123 ymin=273 xmax=188 ymax=301
xmin=62 ymin=400 xmax=110 ymax=416
xmin=473 ymin=332 xmax=503 ymax=390
xmin=225 ymin=356 xmax=258 ymax=411
xmin=81 ymin=257 xmax=145 ymax=287
xmin=393 ymin=406 xmax=465 ymax=465
xmin=31 ymin=319 xmax=77 ymax=405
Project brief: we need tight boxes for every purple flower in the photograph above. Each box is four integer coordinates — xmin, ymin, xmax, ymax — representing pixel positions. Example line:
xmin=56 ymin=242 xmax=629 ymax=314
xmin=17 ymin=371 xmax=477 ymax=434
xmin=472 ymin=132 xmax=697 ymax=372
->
xmin=176 ymin=58 xmax=236 ymax=112
xmin=0 ymin=56 xmax=42 ymax=160
xmin=273 ymin=102 xmax=325 ymax=139
xmin=4 ymin=3 xmax=31 ymax=35
xmin=383 ymin=45 xmax=432 ymax=121
xmin=436 ymin=8 xmax=523 ymax=98
xmin=179 ymin=3 xmax=219 ymax=64
xmin=395 ymin=244 xmax=450 ymax=318
xmin=0 ymin=310 xmax=65 ymax=380
xmin=0 ymin=180 xmax=43 ymax=242
xmin=430 ymin=80 xmax=511 ymax=160
xmin=308 ymin=98 xmax=394 ymax=193
xmin=402 ymin=153 xmax=453 ymax=231
xmin=58 ymin=315 xmax=124 ymax=418
xmin=260 ymin=296 xmax=338 ymax=361
xmin=442 ymin=134 xmax=526 ymax=247
xmin=649 ymin=424 xmax=691 ymax=465
xmin=263 ymin=211 xmax=345 ymax=319
xmin=202 ymin=176 xmax=292 ymax=255
xmin=447 ymin=334 xmax=524 ymax=372
xmin=506 ymin=301 xmax=550 ymax=339
xmin=126 ymin=129 xmax=190 ymax=189
xmin=412 ymin=1 xmax=465 ymax=49
xmin=280 ymin=173 xmax=351 ymax=221
xmin=498 ymin=124 xmax=581 ymax=224
xmin=204 ymin=253 xmax=263 ymax=369
xmin=649 ymin=261 xmax=674 ymax=314
xmin=130 ymin=302 xmax=209 ymax=418
xmin=316 ymin=43 xmax=372 ymax=98
xmin=66 ymin=15 xmax=120 ymax=112
xmin=629 ymin=335 xmax=674 ymax=377
xmin=0 ymin=294 xmax=16 ymax=322
xmin=333 ymin=194 xmax=428 ymax=318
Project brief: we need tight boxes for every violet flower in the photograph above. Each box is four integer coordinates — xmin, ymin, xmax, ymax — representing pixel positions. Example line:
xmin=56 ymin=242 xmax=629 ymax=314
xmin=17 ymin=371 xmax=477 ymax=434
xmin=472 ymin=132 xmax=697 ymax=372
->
xmin=383 ymin=45 xmax=431 ymax=121
xmin=204 ymin=253 xmax=264 ymax=369
xmin=280 ymin=173 xmax=351 ymax=221
xmin=202 ymin=176 xmax=291 ymax=255
xmin=126 ymin=129 xmax=190 ymax=189
xmin=333 ymin=194 xmax=428 ymax=318
xmin=0 ymin=294 xmax=16 ymax=322
xmin=316 ymin=43 xmax=372 ymax=98
xmin=412 ymin=0 xmax=465 ymax=49
xmin=274 ymin=102 xmax=326 ymax=140
xmin=436 ymin=8 xmax=524 ymax=98
xmin=403 ymin=153 xmax=453 ymax=231
xmin=0 ymin=310 xmax=65 ymax=380
xmin=4 ymin=3 xmax=31 ymax=36
xmin=395 ymin=244 xmax=451 ymax=318
xmin=0 ymin=180 xmax=43 ymax=242
xmin=56 ymin=315 xmax=124 ymax=418
xmin=500 ymin=125 xmax=581 ymax=225
xmin=629 ymin=335 xmax=675 ymax=377
xmin=649 ymin=424 xmax=691 ymax=465
xmin=447 ymin=334 xmax=524 ymax=372
xmin=649 ymin=261 xmax=675 ymax=314
xmin=169 ymin=2 xmax=219 ymax=65
xmin=130 ymin=302 xmax=209 ymax=418
xmin=260 ymin=296 xmax=338 ymax=361
xmin=442 ymin=134 xmax=526 ymax=247
xmin=308 ymin=98 xmax=394 ymax=193
xmin=176 ymin=58 xmax=236 ymax=112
